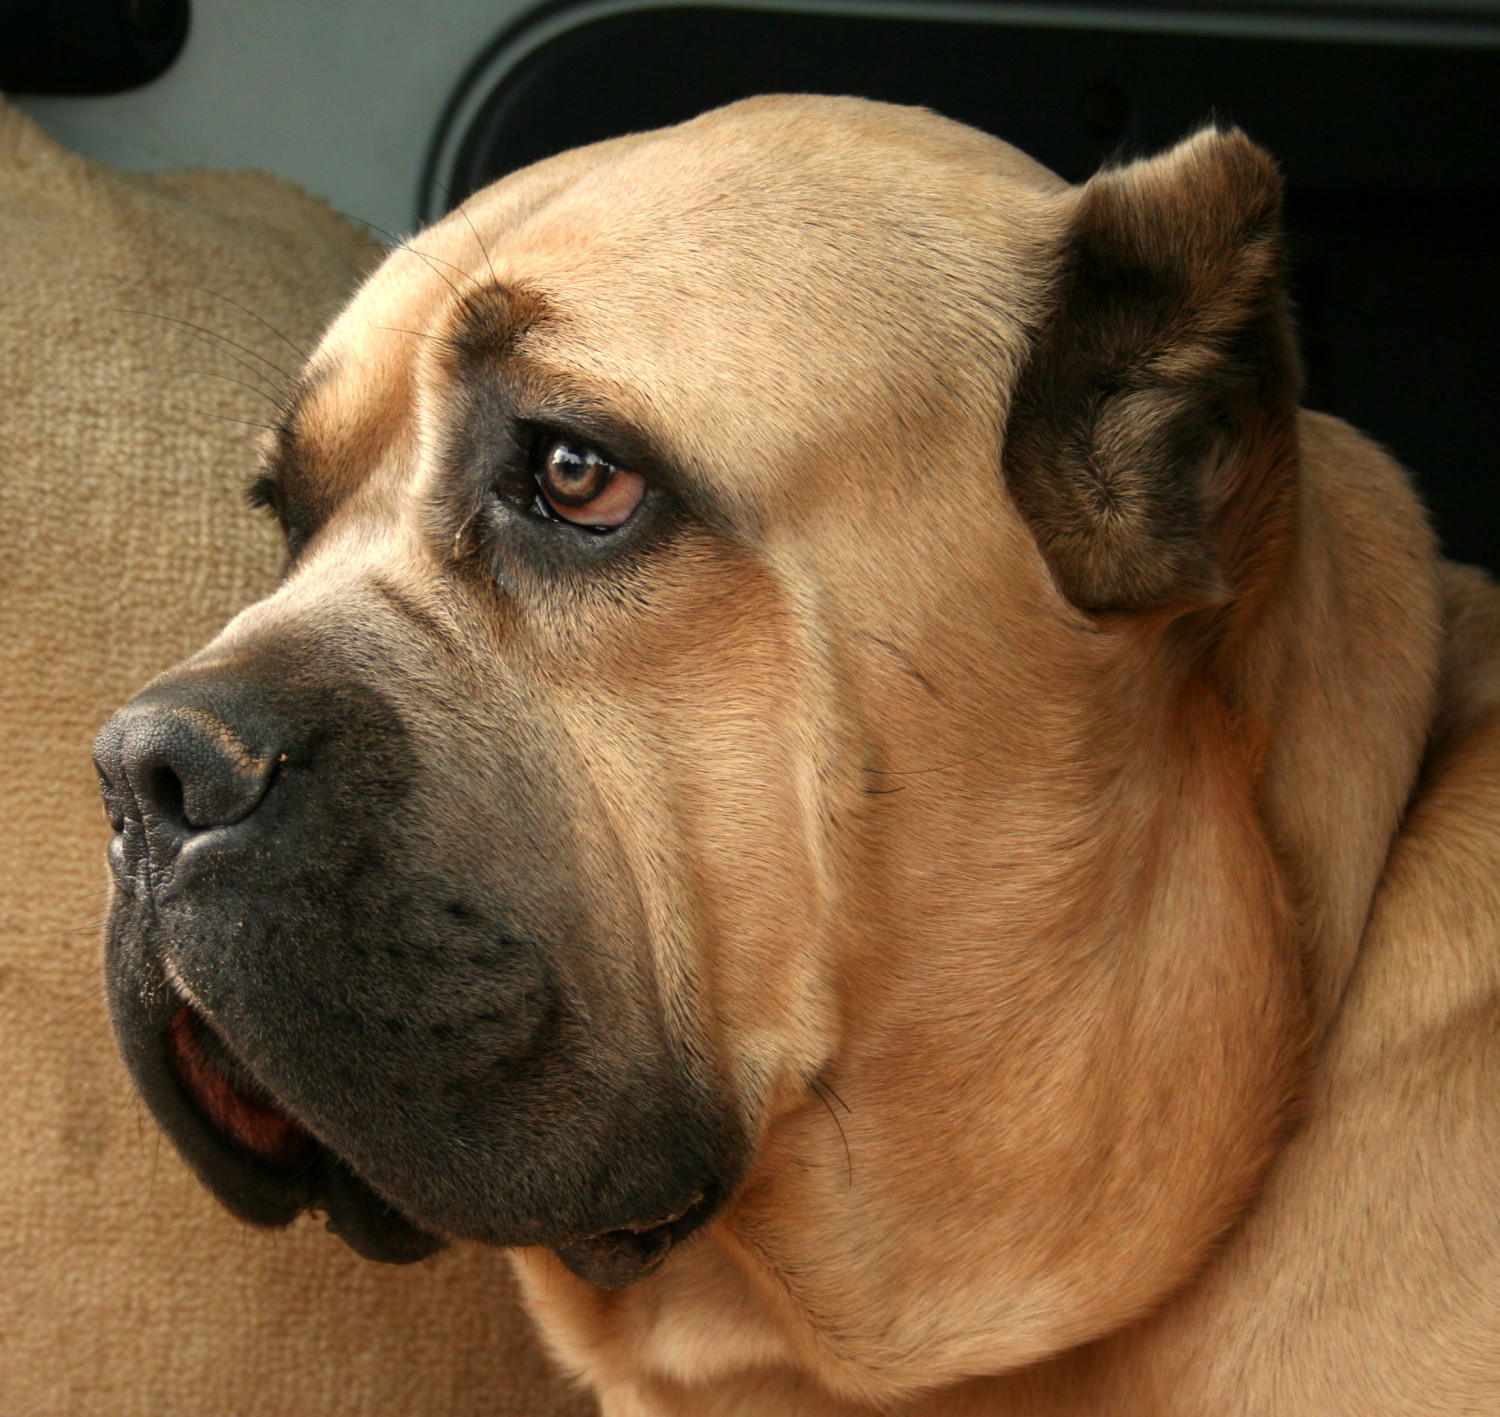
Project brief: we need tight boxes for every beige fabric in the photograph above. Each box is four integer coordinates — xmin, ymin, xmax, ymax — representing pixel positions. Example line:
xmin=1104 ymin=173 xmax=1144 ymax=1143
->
xmin=0 ymin=101 xmax=590 ymax=1417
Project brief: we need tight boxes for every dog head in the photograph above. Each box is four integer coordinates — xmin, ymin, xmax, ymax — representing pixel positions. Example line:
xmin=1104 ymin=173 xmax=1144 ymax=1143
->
xmin=97 ymin=96 xmax=1334 ymax=1381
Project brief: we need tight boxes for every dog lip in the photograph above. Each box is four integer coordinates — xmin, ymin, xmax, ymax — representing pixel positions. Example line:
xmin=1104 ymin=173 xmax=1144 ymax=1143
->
xmin=162 ymin=998 xmax=717 ymax=1274
xmin=318 ymin=1152 xmax=448 ymax=1266
xmin=157 ymin=1000 xmax=443 ymax=1265
xmin=553 ymin=1189 xmax=717 ymax=1290
xmin=583 ymin=1192 xmax=704 ymax=1239
xmin=166 ymin=1004 xmax=311 ymax=1165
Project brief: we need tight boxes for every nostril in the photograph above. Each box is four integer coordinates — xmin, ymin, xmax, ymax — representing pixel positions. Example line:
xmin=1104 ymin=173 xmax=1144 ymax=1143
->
xmin=145 ymin=762 xmax=187 ymax=828
xmin=95 ymin=697 xmax=282 ymax=840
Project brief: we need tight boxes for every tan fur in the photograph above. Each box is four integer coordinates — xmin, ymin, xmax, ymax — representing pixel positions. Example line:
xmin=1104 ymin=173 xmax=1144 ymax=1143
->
xmin=228 ymin=97 xmax=1496 ymax=1413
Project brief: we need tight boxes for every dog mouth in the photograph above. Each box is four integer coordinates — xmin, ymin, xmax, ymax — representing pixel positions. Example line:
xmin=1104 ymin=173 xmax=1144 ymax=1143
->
xmin=158 ymin=999 xmax=717 ymax=1286
xmin=160 ymin=1000 xmax=444 ymax=1265
xmin=166 ymin=1006 xmax=311 ymax=1165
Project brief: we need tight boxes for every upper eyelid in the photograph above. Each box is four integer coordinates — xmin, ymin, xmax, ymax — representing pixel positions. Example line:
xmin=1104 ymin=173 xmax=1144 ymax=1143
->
xmin=503 ymin=407 xmax=737 ymax=540
xmin=495 ymin=364 xmax=668 ymax=473
xmin=513 ymin=411 xmax=660 ymax=488
xmin=524 ymin=423 xmax=633 ymax=474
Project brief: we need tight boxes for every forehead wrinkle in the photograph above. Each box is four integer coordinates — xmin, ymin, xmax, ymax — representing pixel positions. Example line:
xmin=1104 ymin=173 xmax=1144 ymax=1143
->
xmin=370 ymin=97 xmax=1063 ymax=542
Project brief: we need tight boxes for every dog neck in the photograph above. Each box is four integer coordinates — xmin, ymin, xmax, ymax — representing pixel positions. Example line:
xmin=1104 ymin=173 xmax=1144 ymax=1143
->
xmin=1224 ymin=408 xmax=1443 ymax=1038
xmin=716 ymin=408 xmax=1447 ymax=1400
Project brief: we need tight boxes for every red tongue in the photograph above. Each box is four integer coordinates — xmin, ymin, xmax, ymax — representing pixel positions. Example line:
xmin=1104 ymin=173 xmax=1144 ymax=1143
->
xmin=167 ymin=1006 xmax=305 ymax=1163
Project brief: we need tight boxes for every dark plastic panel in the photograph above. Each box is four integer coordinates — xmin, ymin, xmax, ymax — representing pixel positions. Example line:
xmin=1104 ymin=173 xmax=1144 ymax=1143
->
xmin=0 ymin=0 xmax=190 ymax=95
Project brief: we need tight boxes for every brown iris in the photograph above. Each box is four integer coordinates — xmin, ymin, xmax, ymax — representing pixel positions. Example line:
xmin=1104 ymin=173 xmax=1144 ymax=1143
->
xmin=536 ymin=439 xmax=646 ymax=529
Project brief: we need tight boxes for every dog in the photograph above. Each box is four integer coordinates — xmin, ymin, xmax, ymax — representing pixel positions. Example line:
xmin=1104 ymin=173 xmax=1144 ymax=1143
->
xmin=93 ymin=95 xmax=1500 ymax=1414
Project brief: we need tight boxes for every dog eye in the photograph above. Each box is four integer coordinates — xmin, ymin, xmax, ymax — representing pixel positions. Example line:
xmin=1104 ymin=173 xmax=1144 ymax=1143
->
xmin=534 ymin=439 xmax=646 ymax=531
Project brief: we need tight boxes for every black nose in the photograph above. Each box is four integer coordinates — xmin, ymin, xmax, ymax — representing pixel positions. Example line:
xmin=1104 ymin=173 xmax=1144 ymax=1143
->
xmin=94 ymin=689 xmax=279 ymax=841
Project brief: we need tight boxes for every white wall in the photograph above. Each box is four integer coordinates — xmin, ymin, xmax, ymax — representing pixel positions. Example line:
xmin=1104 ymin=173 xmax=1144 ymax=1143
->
xmin=16 ymin=0 xmax=536 ymax=238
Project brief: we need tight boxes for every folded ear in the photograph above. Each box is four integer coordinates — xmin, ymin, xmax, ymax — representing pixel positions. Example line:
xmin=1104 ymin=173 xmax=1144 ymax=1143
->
xmin=1003 ymin=127 xmax=1300 ymax=613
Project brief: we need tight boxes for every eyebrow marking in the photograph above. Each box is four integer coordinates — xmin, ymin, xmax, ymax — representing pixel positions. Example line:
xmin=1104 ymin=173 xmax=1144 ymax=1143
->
xmin=435 ymin=301 xmax=728 ymax=546
xmin=441 ymin=282 xmax=551 ymax=371
xmin=429 ymin=280 xmax=735 ymax=550
xmin=438 ymin=282 xmax=650 ymax=453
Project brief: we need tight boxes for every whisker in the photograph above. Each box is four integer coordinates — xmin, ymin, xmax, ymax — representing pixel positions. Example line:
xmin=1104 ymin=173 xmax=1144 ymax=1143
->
xmin=543 ymin=938 xmax=629 ymax=970
xmin=168 ymin=367 xmax=280 ymax=405
xmin=455 ymin=199 xmax=500 ymax=288
xmin=810 ymin=1077 xmax=853 ymax=1187
xmin=176 ymin=407 xmax=277 ymax=432
xmin=134 ymin=318 xmax=289 ymax=394
xmin=49 ymin=893 xmax=111 ymax=917
xmin=818 ymin=1078 xmax=852 ymax=1114
xmin=115 ymin=308 xmax=295 ymax=383
xmin=50 ymin=918 xmax=109 ymax=938
xmin=351 ymin=217 xmax=411 ymax=249
xmin=401 ymin=246 xmax=470 ymax=304
xmin=362 ymin=217 xmax=495 ymax=314
xmin=361 ymin=218 xmax=476 ymax=286
xmin=376 ymin=325 xmax=468 ymax=361
xmin=195 ymin=287 xmax=308 ymax=360
xmin=863 ymin=741 xmax=1003 ymax=778
xmin=41 ymin=980 xmax=107 ymax=1029
xmin=362 ymin=228 xmax=470 ymax=303
xmin=50 ymin=884 xmax=112 ymax=908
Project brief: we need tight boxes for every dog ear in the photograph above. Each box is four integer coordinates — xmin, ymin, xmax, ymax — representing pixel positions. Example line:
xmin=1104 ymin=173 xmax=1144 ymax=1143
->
xmin=1003 ymin=127 xmax=1300 ymax=613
